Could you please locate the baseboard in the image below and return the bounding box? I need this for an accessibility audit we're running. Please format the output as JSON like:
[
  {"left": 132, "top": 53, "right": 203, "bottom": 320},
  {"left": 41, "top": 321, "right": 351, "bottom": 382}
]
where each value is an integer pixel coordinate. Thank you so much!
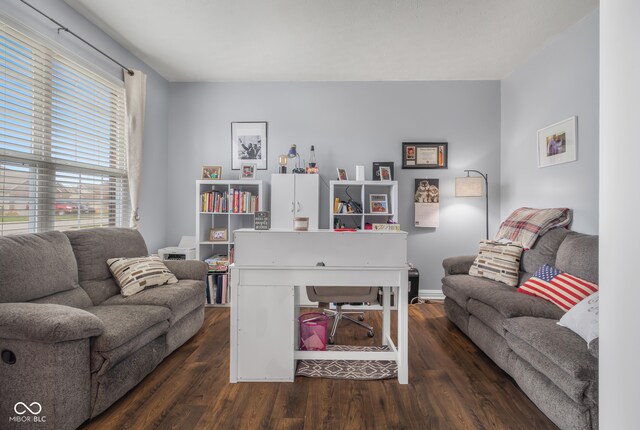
[{"left": 418, "top": 289, "right": 445, "bottom": 301}]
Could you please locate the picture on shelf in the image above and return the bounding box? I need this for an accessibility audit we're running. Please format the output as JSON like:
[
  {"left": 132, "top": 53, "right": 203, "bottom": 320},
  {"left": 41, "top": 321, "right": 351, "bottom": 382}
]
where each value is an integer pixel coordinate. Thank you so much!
[
  {"left": 240, "top": 163, "right": 256, "bottom": 180},
  {"left": 231, "top": 122, "right": 268, "bottom": 170},
  {"left": 209, "top": 227, "right": 228, "bottom": 242},
  {"left": 202, "top": 166, "right": 222, "bottom": 179},
  {"left": 414, "top": 179, "right": 439, "bottom": 203},
  {"left": 379, "top": 166, "right": 392, "bottom": 181},
  {"left": 373, "top": 162, "right": 394, "bottom": 181},
  {"left": 369, "top": 194, "right": 388, "bottom": 214},
  {"left": 337, "top": 168, "right": 348, "bottom": 181}
]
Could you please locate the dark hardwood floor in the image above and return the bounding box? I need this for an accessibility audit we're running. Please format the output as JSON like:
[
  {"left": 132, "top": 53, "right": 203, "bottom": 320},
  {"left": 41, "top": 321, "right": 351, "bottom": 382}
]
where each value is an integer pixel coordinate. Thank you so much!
[{"left": 81, "top": 303, "right": 558, "bottom": 430}]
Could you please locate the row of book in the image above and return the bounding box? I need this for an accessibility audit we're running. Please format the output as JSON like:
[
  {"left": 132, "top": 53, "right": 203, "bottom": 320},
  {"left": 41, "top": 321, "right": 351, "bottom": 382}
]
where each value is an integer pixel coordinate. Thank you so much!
[
  {"left": 200, "top": 189, "right": 259, "bottom": 213},
  {"left": 205, "top": 273, "right": 229, "bottom": 305}
]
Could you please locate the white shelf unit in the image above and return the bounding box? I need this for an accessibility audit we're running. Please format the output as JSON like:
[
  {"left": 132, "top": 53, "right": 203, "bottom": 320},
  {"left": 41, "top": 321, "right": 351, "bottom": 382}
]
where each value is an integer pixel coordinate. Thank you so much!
[
  {"left": 329, "top": 180, "right": 398, "bottom": 230},
  {"left": 196, "top": 180, "right": 263, "bottom": 307}
]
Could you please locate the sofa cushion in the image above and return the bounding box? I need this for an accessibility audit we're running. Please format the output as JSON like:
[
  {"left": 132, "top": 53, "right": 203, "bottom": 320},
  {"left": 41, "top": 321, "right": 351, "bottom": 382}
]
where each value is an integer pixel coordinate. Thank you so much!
[
  {"left": 467, "top": 299, "right": 508, "bottom": 336},
  {"left": 100, "top": 280, "right": 204, "bottom": 325},
  {"left": 468, "top": 240, "right": 523, "bottom": 287},
  {"left": 504, "top": 316, "right": 598, "bottom": 381},
  {"left": 520, "top": 227, "right": 571, "bottom": 274},
  {"left": 555, "top": 233, "right": 599, "bottom": 284},
  {"left": 518, "top": 265, "right": 598, "bottom": 312},
  {"left": 86, "top": 305, "right": 170, "bottom": 373},
  {"left": 65, "top": 228, "right": 148, "bottom": 304},
  {"left": 0, "top": 231, "right": 79, "bottom": 303},
  {"left": 442, "top": 274, "right": 511, "bottom": 311},
  {"left": 107, "top": 256, "right": 178, "bottom": 297}
]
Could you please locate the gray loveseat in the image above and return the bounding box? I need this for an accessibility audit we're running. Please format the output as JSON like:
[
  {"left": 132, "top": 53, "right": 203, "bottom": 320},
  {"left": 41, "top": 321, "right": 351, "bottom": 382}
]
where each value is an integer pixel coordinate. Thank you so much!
[
  {"left": 0, "top": 228, "right": 208, "bottom": 429},
  {"left": 442, "top": 228, "right": 598, "bottom": 430}
]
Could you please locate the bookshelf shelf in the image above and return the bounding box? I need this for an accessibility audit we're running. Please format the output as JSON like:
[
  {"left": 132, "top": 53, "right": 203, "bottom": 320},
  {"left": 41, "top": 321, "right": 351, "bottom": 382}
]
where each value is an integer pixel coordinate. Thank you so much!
[
  {"left": 196, "top": 179, "right": 264, "bottom": 307},
  {"left": 329, "top": 180, "right": 398, "bottom": 230}
]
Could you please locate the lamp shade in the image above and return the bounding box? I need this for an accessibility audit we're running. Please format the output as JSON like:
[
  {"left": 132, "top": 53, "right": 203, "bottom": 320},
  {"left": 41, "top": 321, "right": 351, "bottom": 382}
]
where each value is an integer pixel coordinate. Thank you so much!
[
  {"left": 288, "top": 144, "right": 298, "bottom": 158},
  {"left": 455, "top": 176, "right": 484, "bottom": 197}
]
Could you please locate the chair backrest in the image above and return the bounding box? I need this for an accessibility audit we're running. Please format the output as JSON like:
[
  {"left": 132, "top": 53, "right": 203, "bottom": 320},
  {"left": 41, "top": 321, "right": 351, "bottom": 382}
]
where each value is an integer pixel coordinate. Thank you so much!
[
  {"left": 0, "top": 231, "right": 92, "bottom": 308},
  {"left": 65, "top": 228, "right": 148, "bottom": 305},
  {"left": 306, "top": 286, "right": 379, "bottom": 304}
]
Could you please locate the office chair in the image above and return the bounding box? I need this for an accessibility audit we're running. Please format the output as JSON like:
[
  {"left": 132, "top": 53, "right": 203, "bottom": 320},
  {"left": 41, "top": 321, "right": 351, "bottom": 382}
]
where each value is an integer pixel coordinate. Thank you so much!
[{"left": 305, "top": 286, "right": 379, "bottom": 344}]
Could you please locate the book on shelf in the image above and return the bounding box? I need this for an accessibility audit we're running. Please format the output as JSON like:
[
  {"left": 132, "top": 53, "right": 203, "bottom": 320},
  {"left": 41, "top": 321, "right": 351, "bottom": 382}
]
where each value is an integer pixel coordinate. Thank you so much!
[
  {"left": 204, "top": 254, "right": 229, "bottom": 272},
  {"left": 200, "top": 191, "right": 228, "bottom": 212},
  {"left": 205, "top": 272, "right": 230, "bottom": 305}
]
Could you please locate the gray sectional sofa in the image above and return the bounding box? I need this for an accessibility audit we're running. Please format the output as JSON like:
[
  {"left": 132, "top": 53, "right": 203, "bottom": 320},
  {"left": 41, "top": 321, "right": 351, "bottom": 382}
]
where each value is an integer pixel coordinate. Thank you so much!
[
  {"left": 442, "top": 228, "right": 598, "bottom": 430},
  {"left": 0, "top": 228, "right": 208, "bottom": 430}
]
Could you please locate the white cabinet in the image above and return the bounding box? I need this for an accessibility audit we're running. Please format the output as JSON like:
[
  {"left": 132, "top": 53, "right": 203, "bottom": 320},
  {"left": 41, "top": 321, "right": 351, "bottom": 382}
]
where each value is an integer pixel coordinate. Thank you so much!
[{"left": 271, "top": 174, "right": 319, "bottom": 230}]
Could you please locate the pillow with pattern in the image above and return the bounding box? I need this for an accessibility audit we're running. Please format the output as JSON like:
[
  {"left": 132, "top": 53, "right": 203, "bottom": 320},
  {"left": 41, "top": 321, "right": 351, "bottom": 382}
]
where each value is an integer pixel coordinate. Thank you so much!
[
  {"left": 107, "top": 255, "right": 178, "bottom": 297},
  {"left": 518, "top": 264, "right": 598, "bottom": 311},
  {"left": 468, "top": 240, "right": 524, "bottom": 287}
]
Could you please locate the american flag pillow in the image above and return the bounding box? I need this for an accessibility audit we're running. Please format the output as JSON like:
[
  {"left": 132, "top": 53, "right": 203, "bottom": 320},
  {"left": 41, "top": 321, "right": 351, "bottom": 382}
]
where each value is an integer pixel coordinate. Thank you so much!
[{"left": 518, "top": 264, "right": 598, "bottom": 311}]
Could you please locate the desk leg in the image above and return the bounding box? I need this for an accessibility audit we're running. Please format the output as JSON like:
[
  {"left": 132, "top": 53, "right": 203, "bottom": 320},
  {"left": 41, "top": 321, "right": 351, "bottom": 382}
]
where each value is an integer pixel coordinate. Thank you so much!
[
  {"left": 382, "top": 286, "right": 390, "bottom": 346},
  {"left": 230, "top": 267, "right": 239, "bottom": 383},
  {"left": 398, "top": 270, "right": 409, "bottom": 384}
]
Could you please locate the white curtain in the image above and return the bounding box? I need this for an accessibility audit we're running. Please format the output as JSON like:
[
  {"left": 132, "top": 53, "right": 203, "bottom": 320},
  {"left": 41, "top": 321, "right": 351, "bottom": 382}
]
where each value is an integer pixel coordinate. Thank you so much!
[{"left": 124, "top": 70, "right": 147, "bottom": 229}]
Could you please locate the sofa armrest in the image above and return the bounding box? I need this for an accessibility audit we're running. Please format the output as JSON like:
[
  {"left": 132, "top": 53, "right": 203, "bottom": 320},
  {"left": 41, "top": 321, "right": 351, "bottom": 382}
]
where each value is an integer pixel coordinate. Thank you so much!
[
  {"left": 163, "top": 260, "right": 209, "bottom": 281},
  {"left": 442, "top": 255, "right": 477, "bottom": 275},
  {"left": 0, "top": 303, "right": 104, "bottom": 343}
]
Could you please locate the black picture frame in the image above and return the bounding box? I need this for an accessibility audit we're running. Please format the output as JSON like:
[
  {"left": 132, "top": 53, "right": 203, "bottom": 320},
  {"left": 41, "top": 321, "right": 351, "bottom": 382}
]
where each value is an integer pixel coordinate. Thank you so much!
[
  {"left": 402, "top": 142, "right": 448, "bottom": 169},
  {"left": 372, "top": 162, "right": 395, "bottom": 181},
  {"left": 231, "top": 122, "right": 268, "bottom": 170}
]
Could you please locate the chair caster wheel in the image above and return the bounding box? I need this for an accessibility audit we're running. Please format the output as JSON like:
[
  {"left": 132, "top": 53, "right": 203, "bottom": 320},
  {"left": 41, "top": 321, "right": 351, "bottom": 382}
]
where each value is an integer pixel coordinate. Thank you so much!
[
  {"left": 358, "top": 315, "right": 365, "bottom": 321},
  {"left": 367, "top": 330, "right": 374, "bottom": 338},
  {"left": 328, "top": 336, "right": 335, "bottom": 344}
]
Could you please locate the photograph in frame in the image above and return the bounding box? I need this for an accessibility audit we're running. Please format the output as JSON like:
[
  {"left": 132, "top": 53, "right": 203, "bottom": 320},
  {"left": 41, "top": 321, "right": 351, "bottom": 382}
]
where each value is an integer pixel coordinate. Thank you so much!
[
  {"left": 231, "top": 122, "right": 267, "bottom": 170},
  {"left": 537, "top": 116, "right": 577, "bottom": 168}
]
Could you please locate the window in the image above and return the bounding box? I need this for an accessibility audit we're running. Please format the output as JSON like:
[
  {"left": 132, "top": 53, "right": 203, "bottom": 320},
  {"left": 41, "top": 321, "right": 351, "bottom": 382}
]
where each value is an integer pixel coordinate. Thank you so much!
[{"left": 0, "top": 20, "right": 129, "bottom": 236}]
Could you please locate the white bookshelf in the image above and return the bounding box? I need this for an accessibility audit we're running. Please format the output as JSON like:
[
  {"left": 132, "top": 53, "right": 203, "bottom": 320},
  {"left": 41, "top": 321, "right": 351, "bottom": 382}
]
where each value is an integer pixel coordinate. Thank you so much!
[
  {"left": 329, "top": 180, "right": 398, "bottom": 230},
  {"left": 195, "top": 180, "right": 263, "bottom": 307}
]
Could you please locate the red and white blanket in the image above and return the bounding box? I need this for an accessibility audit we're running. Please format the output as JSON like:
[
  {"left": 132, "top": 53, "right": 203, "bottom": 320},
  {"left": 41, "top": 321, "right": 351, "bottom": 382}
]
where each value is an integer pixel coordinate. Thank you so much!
[{"left": 496, "top": 207, "right": 572, "bottom": 249}]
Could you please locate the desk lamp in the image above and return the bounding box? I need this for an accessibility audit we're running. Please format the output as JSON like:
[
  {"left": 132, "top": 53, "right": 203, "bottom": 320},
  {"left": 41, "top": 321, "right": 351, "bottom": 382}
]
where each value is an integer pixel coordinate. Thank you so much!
[{"left": 288, "top": 144, "right": 306, "bottom": 174}]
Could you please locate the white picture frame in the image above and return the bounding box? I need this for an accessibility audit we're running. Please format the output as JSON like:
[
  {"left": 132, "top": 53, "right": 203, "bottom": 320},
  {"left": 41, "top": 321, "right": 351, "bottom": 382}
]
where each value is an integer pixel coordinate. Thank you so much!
[
  {"left": 537, "top": 116, "right": 577, "bottom": 168},
  {"left": 336, "top": 168, "right": 348, "bottom": 181},
  {"left": 231, "top": 122, "right": 267, "bottom": 170},
  {"left": 379, "top": 166, "right": 391, "bottom": 181},
  {"left": 369, "top": 194, "right": 388, "bottom": 214},
  {"left": 240, "top": 163, "right": 256, "bottom": 180}
]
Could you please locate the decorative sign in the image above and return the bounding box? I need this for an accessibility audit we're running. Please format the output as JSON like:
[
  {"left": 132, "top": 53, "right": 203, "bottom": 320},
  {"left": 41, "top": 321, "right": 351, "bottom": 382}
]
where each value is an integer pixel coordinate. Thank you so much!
[{"left": 254, "top": 211, "right": 270, "bottom": 230}]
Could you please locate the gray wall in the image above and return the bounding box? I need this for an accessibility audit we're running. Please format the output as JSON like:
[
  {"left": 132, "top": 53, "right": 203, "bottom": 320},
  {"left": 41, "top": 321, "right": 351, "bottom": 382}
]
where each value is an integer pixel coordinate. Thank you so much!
[
  {"left": 0, "top": 0, "right": 170, "bottom": 251},
  {"left": 500, "top": 11, "right": 599, "bottom": 234},
  {"left": 167, "top": 81, "right": 501, "bottom": 294}
]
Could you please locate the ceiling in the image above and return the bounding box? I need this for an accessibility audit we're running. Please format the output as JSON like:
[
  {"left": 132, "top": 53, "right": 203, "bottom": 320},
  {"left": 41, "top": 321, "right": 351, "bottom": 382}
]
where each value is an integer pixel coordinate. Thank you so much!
[{"left": 63, "top": 0, "right": 598, "bottom": 82}]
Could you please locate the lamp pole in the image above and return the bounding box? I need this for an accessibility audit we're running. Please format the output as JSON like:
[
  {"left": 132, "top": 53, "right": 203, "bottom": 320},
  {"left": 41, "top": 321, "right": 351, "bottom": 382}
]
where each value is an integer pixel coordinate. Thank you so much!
[{"left": 464, "top": 169, "right": 489, "bottom": 240}]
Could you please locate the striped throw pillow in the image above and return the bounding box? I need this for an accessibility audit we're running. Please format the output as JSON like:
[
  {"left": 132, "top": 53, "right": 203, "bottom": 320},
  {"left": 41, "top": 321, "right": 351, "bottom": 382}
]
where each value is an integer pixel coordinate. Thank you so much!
[
  {"left": 108, "top": 256, "right": 178, "bottom": 297},
  {"left": 518, "top": 264, "right": 598, "bottom": 311},
  {"left": 468, "top": 240, "right": 524, "bottom": 287}
]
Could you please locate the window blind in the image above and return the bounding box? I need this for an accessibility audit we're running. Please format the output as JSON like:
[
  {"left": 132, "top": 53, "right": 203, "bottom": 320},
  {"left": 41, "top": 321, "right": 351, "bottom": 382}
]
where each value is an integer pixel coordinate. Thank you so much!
[{"left": 0, "top": 20, "right": 130, "bottom": 236}]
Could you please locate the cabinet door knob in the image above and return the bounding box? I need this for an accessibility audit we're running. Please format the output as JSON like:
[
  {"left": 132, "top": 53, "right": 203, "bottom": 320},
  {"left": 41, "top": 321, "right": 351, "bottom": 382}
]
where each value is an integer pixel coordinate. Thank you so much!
[{"left": 296, "top": 202, "right": 301, "bottom": 212}]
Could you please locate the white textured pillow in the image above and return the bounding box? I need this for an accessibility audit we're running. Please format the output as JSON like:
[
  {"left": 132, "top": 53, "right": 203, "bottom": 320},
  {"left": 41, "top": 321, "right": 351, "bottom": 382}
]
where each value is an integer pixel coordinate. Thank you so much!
[
  {"left": 107, "top": 256, "right": 178, "bottom": 297},
  {"left": 557, "top": 292, "right": 599, "bottom": 343},
  {"left": 468, "top": 240, "right": 523, "bottom": 287}
]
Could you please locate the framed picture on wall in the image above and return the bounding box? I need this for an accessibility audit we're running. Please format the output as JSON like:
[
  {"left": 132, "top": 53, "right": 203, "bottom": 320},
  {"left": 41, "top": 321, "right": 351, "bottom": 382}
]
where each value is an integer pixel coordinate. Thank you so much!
[
  {"left": 537, "top": 116, "right": 577, "bottom": 168},
  {"left": 231, "top": 122, "right": 267, "bottom": 170},
  {"left": 402, "top": 142, "right": 448, "bottom": 169}
]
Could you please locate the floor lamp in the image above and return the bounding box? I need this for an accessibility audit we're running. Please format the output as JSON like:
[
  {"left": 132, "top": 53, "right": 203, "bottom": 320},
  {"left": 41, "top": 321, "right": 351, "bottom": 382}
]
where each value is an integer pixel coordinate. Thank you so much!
[{"left": 455, "top": 170, "right": 489, "bottom": 240}]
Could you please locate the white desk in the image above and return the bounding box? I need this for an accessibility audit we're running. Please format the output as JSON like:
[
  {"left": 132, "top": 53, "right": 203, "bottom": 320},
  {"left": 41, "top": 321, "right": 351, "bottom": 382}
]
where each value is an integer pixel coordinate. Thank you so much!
[{"left": 230, "top": 229, "right": 409, "bottom": 384}]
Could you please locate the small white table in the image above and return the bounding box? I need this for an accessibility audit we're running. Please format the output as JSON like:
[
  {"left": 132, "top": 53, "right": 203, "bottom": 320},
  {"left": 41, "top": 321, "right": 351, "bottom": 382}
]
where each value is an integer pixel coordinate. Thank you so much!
[{"left": 229, "top": 229, "right": 409, "bottom": 384}]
